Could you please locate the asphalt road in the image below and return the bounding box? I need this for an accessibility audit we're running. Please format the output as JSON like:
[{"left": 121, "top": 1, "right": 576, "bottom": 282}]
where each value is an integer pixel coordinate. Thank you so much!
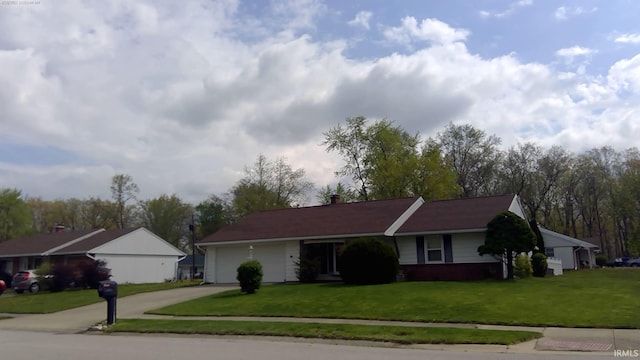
[{"left": 0, "top": 330, "right": 616, "bottom": 360}]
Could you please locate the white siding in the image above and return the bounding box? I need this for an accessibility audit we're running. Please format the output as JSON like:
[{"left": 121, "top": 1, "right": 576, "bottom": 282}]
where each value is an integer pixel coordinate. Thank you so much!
[
  {"left": 452, "top": 232, "right": 495, "bottom": 263},
  {"left": 211, "top": 243, "right": 287, "bottom": 284},
  {"left": 253, "top": 244, "right": 285, "bottom": 282},
  {"left": 396, "top": 236, "right": 417, "bottom": 265},
  {"left": 285, "top": 240, "right": 300, "bottom": 282},
  {"left": 91, "top": 228, "right": 183, "bottom": 256},
  {"left": 554, "top": 247, "right": 576, "bottom": 269},
  {"left": 508, "top": 196, "right": 527, "bottom": 220},
  {"left": 216, "top": 246, "right": 249, "bottom": 283},
  {"left": 204, "top": 246, "right": 216, "bottom": 283},
  {"left": 96, "top": 254, "right": 179, "bottom": 283}
]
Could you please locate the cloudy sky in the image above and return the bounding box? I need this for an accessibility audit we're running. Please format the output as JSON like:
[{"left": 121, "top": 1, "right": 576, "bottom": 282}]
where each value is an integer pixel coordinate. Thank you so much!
[{"left": 1, "top": 0, "right": 639, "bottom": 205}]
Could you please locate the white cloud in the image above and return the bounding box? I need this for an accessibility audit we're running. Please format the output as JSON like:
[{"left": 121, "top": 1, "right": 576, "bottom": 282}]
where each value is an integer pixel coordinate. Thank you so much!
[
  {"left": 479, "top": 0, "right": 532, "bottom": 19},
  {"left": 554, "top": 6, "right": 597, "bottom": 20},
  {"left": 348, "top": 11, "right": 372, "bottom": 30},
  {"left": 0, "top": 1, "right": 638, "bottom": 205},
  {"left": 383, "top": 17, "right": 470, "bottom": 46},
  {"left": 614, "top": 33, "right": 640, "bottom": 44},
  {"left": 555, "top": 46, "right": 597, "bottom": 58}
]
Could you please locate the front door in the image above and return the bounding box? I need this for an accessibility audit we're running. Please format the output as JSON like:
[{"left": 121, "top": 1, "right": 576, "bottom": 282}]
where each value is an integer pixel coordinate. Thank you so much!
[{"left": 305, "top": 242, "right": 343, "bottom": 275}]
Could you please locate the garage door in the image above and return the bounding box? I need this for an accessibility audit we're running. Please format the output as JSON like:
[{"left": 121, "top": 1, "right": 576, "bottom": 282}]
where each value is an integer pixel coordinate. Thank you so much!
[{"left": 216, "top": 244, "right": 285, "bottom": 283}]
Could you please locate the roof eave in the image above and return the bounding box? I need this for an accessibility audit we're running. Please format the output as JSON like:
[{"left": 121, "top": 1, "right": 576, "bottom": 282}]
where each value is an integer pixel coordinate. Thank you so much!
[
  {"left": 394, "top": 228, "right": 487, "bottom": 237},
  {"left": 198, "top": 232, "right": 389, "bottom": 246}
]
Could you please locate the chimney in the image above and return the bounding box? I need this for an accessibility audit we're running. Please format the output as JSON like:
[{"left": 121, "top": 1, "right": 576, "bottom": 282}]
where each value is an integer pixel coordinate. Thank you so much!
[{"left": 330, "top": 194, "right": 340, "bottom": 205}]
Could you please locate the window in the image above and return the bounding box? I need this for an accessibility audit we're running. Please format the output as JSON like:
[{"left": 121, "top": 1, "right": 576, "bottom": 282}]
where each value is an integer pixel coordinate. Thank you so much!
[
  {"left": 426, "top": 237, "right": 443, "bottom": 262},
  {"left": 545, "top": 247, "right": 555, "bottom": 258}
]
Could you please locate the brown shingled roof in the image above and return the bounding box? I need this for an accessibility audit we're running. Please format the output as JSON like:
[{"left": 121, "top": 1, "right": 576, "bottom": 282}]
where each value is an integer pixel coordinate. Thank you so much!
[
  {"left": 198, "top": 197, "right": 422, "bottom": 244},
  {"left": 0, "top": 229, "right": 100, "bottom": 257},
  {"left": 51, "top": 228, "right": 138, "bottom": 255},
  {"left": 396, "top": 194, "right": 516, "bottom": 234}
]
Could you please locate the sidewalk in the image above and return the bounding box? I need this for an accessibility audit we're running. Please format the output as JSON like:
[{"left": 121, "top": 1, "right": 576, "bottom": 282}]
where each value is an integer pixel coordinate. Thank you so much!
[
  {"left": 0, "top": 285, "right": 235, "bottom": 333},
  {"left": 2, "top": 285, "right": 639, "bottom": 354}
]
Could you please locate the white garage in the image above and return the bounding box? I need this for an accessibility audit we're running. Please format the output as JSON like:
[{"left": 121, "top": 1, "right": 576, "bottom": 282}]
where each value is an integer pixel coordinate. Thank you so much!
[{"left": 202, "top": 241, "right": 299, "bottom": 284}]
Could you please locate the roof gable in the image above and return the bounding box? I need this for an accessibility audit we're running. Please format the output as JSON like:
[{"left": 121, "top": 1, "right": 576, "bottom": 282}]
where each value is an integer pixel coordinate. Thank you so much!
[
  {"left": 396, "top": 194, "right": 518, "bottom": 234},
  {"left": 198, "top": 197, "right": 423, "bottom": 244},
  {"left": 86, "top": 228, "right": 185, "bottom": 256}
]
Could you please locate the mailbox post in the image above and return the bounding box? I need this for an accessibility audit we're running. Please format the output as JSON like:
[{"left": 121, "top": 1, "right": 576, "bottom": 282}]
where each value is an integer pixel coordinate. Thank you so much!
[{"left": 98, "top": 280, "right": 118, "bottom": 325}]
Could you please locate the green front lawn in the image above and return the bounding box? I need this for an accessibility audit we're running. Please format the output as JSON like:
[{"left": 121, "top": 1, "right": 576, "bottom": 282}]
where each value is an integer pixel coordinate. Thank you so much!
[
  {"left": 150, "top": 269, "right": 640, "bottom": 328},
  {"left": 0, "top": 280, "right": 200, "bottom": 314},
  {"left": 108, "top": 319, "right": 541, "bottom": 345}
]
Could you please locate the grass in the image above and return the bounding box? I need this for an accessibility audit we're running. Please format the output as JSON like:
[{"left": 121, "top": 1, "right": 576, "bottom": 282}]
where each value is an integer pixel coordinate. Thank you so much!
[
  {"left": 0, "top": 280, "right": 200, "bottom": 314},
  {"left": 107, "top": 319, "right": 541, "bottom": 345},
  {"left": 149, "top": 269, "right": 640, "bottom": 328}
]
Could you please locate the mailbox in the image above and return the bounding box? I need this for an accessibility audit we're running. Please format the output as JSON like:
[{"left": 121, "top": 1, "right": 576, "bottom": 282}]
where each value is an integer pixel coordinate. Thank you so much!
[
  {"left": 98, "top": 280, "right": 118, "bottom": 325},
  {"left": 98, "top": 280, "right": 118, "bottom": 298}
]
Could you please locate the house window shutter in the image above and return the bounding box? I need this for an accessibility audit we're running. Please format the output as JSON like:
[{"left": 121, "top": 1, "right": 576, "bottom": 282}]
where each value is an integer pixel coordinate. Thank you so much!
[
  {"left": 443, "top": 234, "right": 453, "bottom": 263},
  {"left": 416, "top": 236, "right": 425, "bottom": 264}
]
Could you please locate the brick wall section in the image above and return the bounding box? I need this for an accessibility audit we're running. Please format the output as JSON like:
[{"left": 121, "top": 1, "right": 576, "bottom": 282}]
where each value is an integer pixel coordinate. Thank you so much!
[{"left": 401, "top": 263, "right": 503, "bottom": 281}]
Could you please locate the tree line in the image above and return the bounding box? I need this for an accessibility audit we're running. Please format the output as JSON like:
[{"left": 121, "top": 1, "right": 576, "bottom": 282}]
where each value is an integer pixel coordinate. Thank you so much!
[{"left": 1, "top": 118, "right": 639, "bottom": 258}]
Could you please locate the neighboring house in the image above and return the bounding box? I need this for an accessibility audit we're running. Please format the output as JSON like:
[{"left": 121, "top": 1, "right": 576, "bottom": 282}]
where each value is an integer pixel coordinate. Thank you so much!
[
  {"left": 177, "top": 255, "right": 205, "bottom": 280},
  {"left": 197, "top": 194, "right": 529, "bottom": 283},
  {"left": 0, "top": 227, "right": 185, "bottom": 283},
  {"left": 540, "top": 227, "right": 598, "bottom": 270}
]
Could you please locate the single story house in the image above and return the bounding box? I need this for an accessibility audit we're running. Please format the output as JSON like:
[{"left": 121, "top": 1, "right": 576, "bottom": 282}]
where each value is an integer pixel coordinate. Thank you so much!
[
  {"left": 177, "top": 254, "right": 205, "bottom": 280},
  {"left": 0, "top": 227, "right": 185, "bottom": 283},
  {"left": 197, "top": 194, "right": 536, "bottom": 283},
  {"left": 541, "top": 227, "right": 598, "bottom": 270}
]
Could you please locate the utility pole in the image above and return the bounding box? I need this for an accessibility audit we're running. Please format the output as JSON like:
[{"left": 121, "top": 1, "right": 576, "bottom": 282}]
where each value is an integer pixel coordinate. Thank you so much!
[{"left": 189, "top": 213, "right": 196, "bottom": 280}]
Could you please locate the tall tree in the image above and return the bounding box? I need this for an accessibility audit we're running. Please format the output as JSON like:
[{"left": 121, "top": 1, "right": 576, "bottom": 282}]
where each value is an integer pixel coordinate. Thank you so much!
[
  {"left": 322, "top": 116, "right": 370, "bottom": 200},
  {"left": 363, "top": 120, "right": 421, "bottom": 199},
  {"left": 195, "top": 194, "right": 234, "bottom": 238},
  {"left": 79, "top": 197, "right": 116, "bottom": 229},
  {"left": 433, "top": 123, "right": 502, "bottom": 197},
  {"left": 110, "top": 174, "right": 139, "bottom": 229},
  {"left": 231, "top": 155, "right": 313, "bottom": 217},
  {"left": 497, "top": 143, "right": 570, "bottom": 223},
  {"left": 411, "top": 143, "right": 460, "bottom": 200},
  {"left": 0, "top": 188, "right": 32, "bottom": 242},
  {"left": 316, "top": 182, "right": 357, "bottom": 204},
  {"left": 323, "top": 117, "right": 459, "bottom": 201},
  {"left": 138, "top": 194, "right": 192, "bottom": 250}
]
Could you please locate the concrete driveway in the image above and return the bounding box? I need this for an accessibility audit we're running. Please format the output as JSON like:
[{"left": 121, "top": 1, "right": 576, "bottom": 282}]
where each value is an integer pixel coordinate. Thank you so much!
[{"left": 0, "top": 285, "right": 235, "bottom": 333}]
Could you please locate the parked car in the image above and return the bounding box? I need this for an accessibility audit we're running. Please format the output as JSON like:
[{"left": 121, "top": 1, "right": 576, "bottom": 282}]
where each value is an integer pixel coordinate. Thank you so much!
[
  {"left": 0, "top": 279, "right": 6, "bottom": 296},
  {"left": 12, "top": 270, "right": 44, "bottom": 294},
  {"left": 606, "top": 257, "right": 631, "bottom": 267},
  {"left": 627, "top": 258, "right": 640, "bottom": 267}
]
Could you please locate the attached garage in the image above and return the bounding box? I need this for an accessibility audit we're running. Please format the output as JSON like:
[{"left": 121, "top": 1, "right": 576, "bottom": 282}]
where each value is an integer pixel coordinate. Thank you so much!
[{"left": 203, "top": 241, "right": 298, "bottom": 284}]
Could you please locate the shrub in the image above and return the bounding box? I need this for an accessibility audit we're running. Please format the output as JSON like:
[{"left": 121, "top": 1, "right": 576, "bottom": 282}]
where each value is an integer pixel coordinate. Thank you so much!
[
  {"left": 0, "top": 271, "right": 12, "bottom": 288},
  {"left": 35, "top": 263, "right": 54, "bottom": 291},
  {"left": 76, "top": 260, "right": 111, "bottom": 289},
  {"left": 50, "top": 264, "right": 77, "bottom": 292},
  {"left": 595, "top": 255, "right": 607, "bottom": 268},
  {"left": 514, "top": 254, "right": 532, "bottom": 278},
  {"left": 295, "top": 257, "right": 320, "bottom": 283},
  {"left": 338, "top": 238, "right": 399, "bottom": 285},
  {"left": 531, "top": 253, "right": 548, "bottom": 277},
  {"left": 237, "top": 260, "right": 263, "bottom": 294}
]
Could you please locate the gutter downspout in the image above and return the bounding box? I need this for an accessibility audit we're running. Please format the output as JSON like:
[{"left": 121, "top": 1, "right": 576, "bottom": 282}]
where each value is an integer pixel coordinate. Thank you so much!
[
  {"left": 175, "top": 255, "right": 187, "bottom": 282},
  {"left": 573, "top": 247, "right": 581, "bottom": 270}
]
